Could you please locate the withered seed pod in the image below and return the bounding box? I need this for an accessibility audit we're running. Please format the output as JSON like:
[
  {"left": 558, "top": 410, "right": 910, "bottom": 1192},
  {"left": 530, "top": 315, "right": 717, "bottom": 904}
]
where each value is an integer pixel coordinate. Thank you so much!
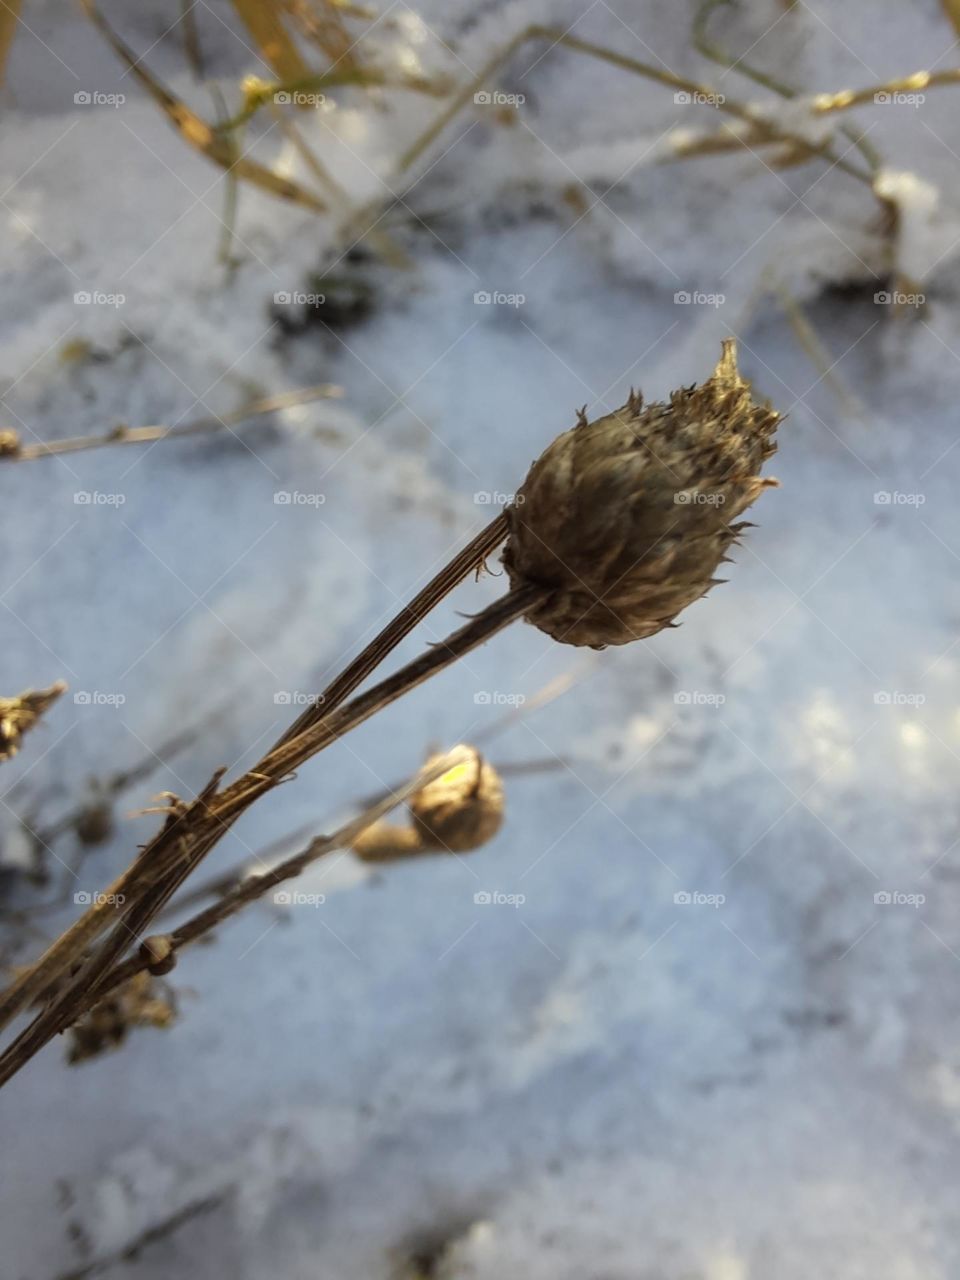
[
  {"left": 352, "top": 746, "right": 505, "bottom": 862},
  {"left": 0, "top": 429, "right": 20, "bottom": 458},
  {"left": 410, "top": 748, "right": 504, "bottom": 853},
  {"left": 502, "top": 340, "right": 780, "bottom": 649}
]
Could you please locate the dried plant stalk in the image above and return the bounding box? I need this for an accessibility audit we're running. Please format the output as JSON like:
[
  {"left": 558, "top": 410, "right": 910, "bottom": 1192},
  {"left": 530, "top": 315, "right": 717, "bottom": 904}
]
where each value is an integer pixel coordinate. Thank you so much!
[
  {"left": 97, "top": 746, "right": 490, "bottom": 998},
  {"left": 282, "top": 0, "right": 363, "bottom": 71},
  {"left": 0, "top": 0, "right": 20, "bottom": 88},
  {"left": 942, "top": 0, "right": 960, "bottom": 38},
  {"left": 692, "top": 0, "right": 881, "bottom": 173},
  {"left": 230, "top": 0, "right": 311, "bottom": 84},
  {"left": 0, "top": 591, "right": 542, "bottom": 1085},
  {"left": 80, "top": 0, "right": 331, "bottom": 212},
  {"left": 396, "top": 24, "right": 875, "bottom": 188},
  {"left": 0, "top": 514, "right": 509, "bottom": 1037},
  {"left": 811, "top": 68, "right": 960, "bottom": 113},
  {"left": 0, "top": 384, "right": 343, "bottom": 463},
  {"left": 0, "top": 342, "right": 782, "bottom": 1089}
]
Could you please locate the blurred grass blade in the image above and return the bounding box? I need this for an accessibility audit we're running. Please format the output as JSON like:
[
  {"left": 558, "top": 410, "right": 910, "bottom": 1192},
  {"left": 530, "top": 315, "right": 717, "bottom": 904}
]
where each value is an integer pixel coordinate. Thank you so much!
[
  {"left": 0, "top": 0, "right": 21, "bottom": 88},
  {"left": 942, "top": 0, "right": 960, "bottom": 36},
  {"left": 230, "top": 0, "right": 310, "bottom": 83},
  {"left": 80, "top": 0, "right": 328, "bottom": 213}
]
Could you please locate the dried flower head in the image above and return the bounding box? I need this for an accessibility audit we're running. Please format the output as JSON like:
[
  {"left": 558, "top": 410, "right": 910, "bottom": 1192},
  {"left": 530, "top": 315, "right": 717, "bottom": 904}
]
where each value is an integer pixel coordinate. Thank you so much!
[
  {"left": 502, "top": 340, "right": 780, "bottom": 648},
  {"left": 0, "top": 429, "right": 20, "bottom": 458},
  {"left": 0, "top": 681, "right": 68, "bottom": 762}
]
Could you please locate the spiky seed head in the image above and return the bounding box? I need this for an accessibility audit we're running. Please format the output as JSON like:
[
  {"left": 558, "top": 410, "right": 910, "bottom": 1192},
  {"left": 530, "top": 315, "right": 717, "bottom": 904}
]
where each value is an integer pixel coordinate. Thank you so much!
[
  {"left": 410, "top": 746, "right": 504, "bottom": 853},
  {"left": 0, "top": 681, "right": 68, "bottom": 762},
  {"left": 502, "top": 340, "right": 780, "bottom": 649}
]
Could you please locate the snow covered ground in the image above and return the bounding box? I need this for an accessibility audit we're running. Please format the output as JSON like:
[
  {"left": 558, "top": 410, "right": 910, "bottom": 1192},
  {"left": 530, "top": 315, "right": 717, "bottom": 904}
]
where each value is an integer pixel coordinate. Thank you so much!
[{"left": 3, "top": 1, "right": 960, "bottom": 1276}]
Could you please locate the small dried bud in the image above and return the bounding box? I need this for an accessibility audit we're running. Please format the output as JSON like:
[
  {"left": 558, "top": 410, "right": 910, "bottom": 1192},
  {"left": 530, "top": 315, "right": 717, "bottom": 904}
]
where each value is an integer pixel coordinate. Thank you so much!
[
  {"left": 503, "top": 340, "right": 780, "bottom": 648},
  {"left": 75, "top": 799, "right": 114, "bottom": 846},
  {"left": 0, "top": 681, "right": 68, "bottom": 762},
  {"left": 410, "top": 747, "right": 504, "bottom": 853},
  {"left": 67, "top": 972, "right": 175, "bottom": 1064},
  {"left": 0, "top": 428, "right": 20, "bottom": 458},
  {"left": 139, "top": 934, "right": 176, "bottom": 975}
]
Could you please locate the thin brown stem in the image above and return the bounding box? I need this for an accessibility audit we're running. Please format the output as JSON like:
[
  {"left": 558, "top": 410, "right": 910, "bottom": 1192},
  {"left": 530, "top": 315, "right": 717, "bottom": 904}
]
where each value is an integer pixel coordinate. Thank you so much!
[
  {"left": 0, "top": 514, "right": 509, "bottom": 1035},
  {"left": 0, "top": 585, "right": 543, "bottom": 1088},
  {"left": 96, "top": 747, "right": 482, "bottom": 995},
  {"left": 691, "top": 0, "right": 882, "bottom": 172},
  {"left": 393, "top": 23, "right": 875, "bottom": 190},
  {"left": 811, "top": 68, "right": 960, "bottom": 114},
  {"left": 274, "top": 511, "right": 509, "bottom": 749},
  {"left": 1, "top": 384, "right": 344, "bottom": 463}
]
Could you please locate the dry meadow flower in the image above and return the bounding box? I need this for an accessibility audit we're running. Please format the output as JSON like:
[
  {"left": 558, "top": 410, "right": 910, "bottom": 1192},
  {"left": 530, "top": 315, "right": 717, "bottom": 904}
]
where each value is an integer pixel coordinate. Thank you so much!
[{"left": 503, "top": 340, "right": 780, "bottom": 648}]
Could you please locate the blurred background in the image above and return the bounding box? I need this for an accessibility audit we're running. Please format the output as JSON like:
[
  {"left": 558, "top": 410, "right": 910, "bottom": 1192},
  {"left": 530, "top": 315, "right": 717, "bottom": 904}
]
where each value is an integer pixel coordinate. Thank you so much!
[{"left": 3, "top": 1, "right": 960, "bottom": 1276}]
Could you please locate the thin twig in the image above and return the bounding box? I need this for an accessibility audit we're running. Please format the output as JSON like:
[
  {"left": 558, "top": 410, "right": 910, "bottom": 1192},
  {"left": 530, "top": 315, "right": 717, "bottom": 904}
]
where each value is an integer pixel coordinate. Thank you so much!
[
  {"left": 0, "top": 514, "right": 509, "bottom": 1035},
  {"left": 274, "top": 512, "right": 509, "bottom": 749},
  {"left": 811, "top": 68, "right": 960, "bottom": 114},
  {"left": 1, "top": 384, "right": 343, "bottom": 463},
  {"left": 99, "top": 746, "right": 491, "bottom": 995},
  {"left": 0, "top": 586, "right": 544, "bottom": 1086},
  {"left": 692, "top": 0, "right": 882, "bottom": 172},
  {"left": 393, "top": 24, "right": 875, "bottom": 189}
]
